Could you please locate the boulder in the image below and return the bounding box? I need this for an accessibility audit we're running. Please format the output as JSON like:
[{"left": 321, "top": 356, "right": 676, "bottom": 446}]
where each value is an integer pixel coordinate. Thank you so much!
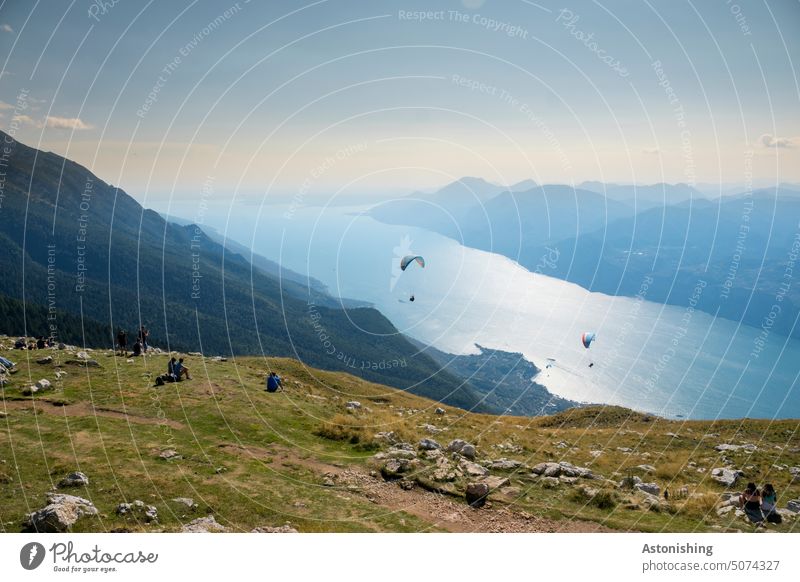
[
  {"left": 786, "top": 499, "right": 800, "bottom": 514},
  {"left": 434, "top": 407, "right": 446, "bottom": 415},
  {"left": 618, "top": 475, "right": 642, "bottom": 489},
  {"left": 381, "top": 458, "right": 415, "bottom": 480},
  {"left": 461, "top": 444, "right": 477, "bottom": 460},
  {"left": 420, "top": 424, "right": 441, "bottom": 435},
  {"left": 386, "top": 447, "right": 417, "bottom": 460},
  {"left": 76, "top": 351, "right": 89, "bottom": 360},
  {"left": 465, "top": 482, "right": 490, "bottom": 507},
  {"left": 21, "top": 385, "right": 38, "bottom": 396},
  {"left": 26, "top": 493, "right": 98, "bottom": 532},
  {"left": 482, "top": 475, "right": 511, "bottom": 490},
  {"left": 540, "top": 476, "right": 561, "bottom": 488},
  {"left": 432, "top": 457, "right": 457, "bottom": 482},
  {"left": 58, "top": 343, "right": 66, "bottom": 350},
  {"left": 345, "top": 401, "right": 361, "bottom": 410},
  {"left": 171, "top": 497, "right": 197, "bottom": 510},
  {"left": 116, "top": 500, "right": 158, "bottom": 522},
  {"left": 489, "top": 458, "right": 523, "bottom": 471},
  {"left": 710, "top": 467, "right": 743, "bottom": 488},
  {"left": 636, "top": 465, "right": 656, "bottom": 474},
  {"left": 251, "top": 524, "right": 298, "bottom": 533},
  {"left": 789, "top": 467, "right": 800, "bottom": 484},
  {"left": 635, "top": 482, "right": 661, "bottom": 496},
  {"left": 35, "top": 379, "right": 52, "bottom": 391},
  {"left": 182, "top": 515, "right": 229, "bottom": 533},
  {"left": 532, "top": 462, "right": 560, "bottom": 476},
  {"left": 714, "top": 443, "right": 757, "bottom": 452},
  {"left": 418, "top": 438, "right": 441, "bottom": 451},
  {"left": 447, "top": 439, "right": 477, "bottom": 459},
  {"left": 374, "top": 431, "right": 398, "bottom": 445},
  {"left": 58, "top": 471, "right": 89, "bottom": 488},
  {"left": 37, "top": 356, "right": 53, "bottom": 365},
  {"left": 459, "top": 459, "right": 489, "bottom": 477}
]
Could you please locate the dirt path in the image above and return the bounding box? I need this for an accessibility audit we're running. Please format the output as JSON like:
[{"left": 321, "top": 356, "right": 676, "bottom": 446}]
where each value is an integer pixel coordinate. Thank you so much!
[
  {"left": 220, "top": 442, "right": 615, "bottom": 533},
  {"left": 1, "top": 399, "right": 185, "bottom": 430}
]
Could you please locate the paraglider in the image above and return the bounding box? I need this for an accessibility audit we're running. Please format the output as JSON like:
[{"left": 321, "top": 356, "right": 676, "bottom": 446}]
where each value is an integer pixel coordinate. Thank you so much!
[
  {"left": 400, "top": 255, "right": 425, "bottom": 271},
  {"left": 581, "top": 332, "right": 596, "bottom": 368},
  {"left": 399, "top": 255, "right": 425, "bottom": 302}
]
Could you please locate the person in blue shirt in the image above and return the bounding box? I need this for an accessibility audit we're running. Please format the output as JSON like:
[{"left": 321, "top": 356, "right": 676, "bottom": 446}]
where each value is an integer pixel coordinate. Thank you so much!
[
  {"left": 173, "top": 357, "right": 191, "bottom": 381},
  {"left": 266, "top": 372, "right": 282, "bottom": 393}
]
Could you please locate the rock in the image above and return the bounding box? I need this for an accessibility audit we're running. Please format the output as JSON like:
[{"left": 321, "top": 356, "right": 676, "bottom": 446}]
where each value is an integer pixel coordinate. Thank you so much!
[
  {"left": 489, "top": 458, "right": 523, "bottom": 470},
  {"left": 555, "top": 441, "right": 569, "bottom": 449},
  {"left": 55, "top": 371, "right": 67, "bottom": 379},
  {"left": 418, "top": 438, "right": 441, "bottom": 451},
  {"left": 423, "top": 449, "right": 443, "bottom": 460},
  {"left": 714, "top": 443, "right": 757, "bottom": 452},
  {"left": 465, "top": 482, "right": 490, "bottom": 507},
  {"left": 345, "top": 401, "right": 361, "bottom": 410},
  {"left": 35, "top": 379, "right": 52, "bottom": 391},
  {"left": 251, "top": 524, "right": 298, "bottom": 533},
  {"left": 482, "top": 475, "right": 510, "bottom": 490},
  {"left": 420, "top": 424, "right": 441, "bottom": 435},
  {"left": 21, "top": 385, "right": 38, "bottom": 395},
  {"left": 589, "top": 450, "right": 603, "bottom": 458},
  {"left": 37, "top": 356, "right": 53, "bottom": 365},
  {"left": 116, "top": 500, "right": 158, "bottom": 522},
  {"left": 459, "top": 459, "right": 488, "bottom": 477},
  {"left": 58, "top": 342, "right": 66, "bottom": 350},
  {"left": 717, "top": 505, "right": 736, "bottom": 517},
  {"left": 560, "top": 476, "right": 578, "bottom": 484},
  {"left": 386, "top": 447, "right": 417, "bottom": 460},
  {"left": 432, "top": 457, "right": 457, "bottom": 482},
  {"left": 374, "top": 431, "right": 398, "bottom": 445},
  {"left": 76, "top": 351, "right": 89, "bottom": 360},
  {"left": 636, "top": 465, "right": 656, "bottom": 474},
  {"left": 171, "top": 497, "right": 197, "bottom": 510},
  {"left": 158, "top": 449, "right": 181, "bottom": 461},
  {"left": 540, "top": 476, "right": 560, "bottom": 488},
  {"left": 58, "top": 471, "right": 89, "bottom": 488},
  {"left": 447, "top": 439, "right": 477, "bottom": 460},
  {"left": 461, "top": 444, "right": 477, "bottom": 460},
  {"left": 618, "top": 475, "right": 643, "bottom": 489},
  {"left": 126, "top": 359, "right": 134, "bottom": 363},
  {"left": 381, "top": 458, "right": 415, "bottom": 479},
  {"left": 786, "top": 499, "right": 800, "bottom": 513},
  {"left": 711, "top": 467, "right": 744, "bottom": 488},
  {"left": 26, "top": 493, "right": 98, "bottom": 532},
  {"left": 635, "top": 482, "right": 661, "bottom": 496},
  {"left": 532, "top": 462, "right": 560, "bottom": 477},
  {"left": 789, "top": 467, "right": 800, "bottom": 483},
  {"left": 322, "top": 476, "right": 336, "bottom": 487},
  {"left": 617, "top": 447, "right": 632, "bottom": 453},
  {"left": 182, "top": 515, "right": 229, "bottom": 533},
  {"left": 434, "top": 407, "right": 446, "bottom": 415}
]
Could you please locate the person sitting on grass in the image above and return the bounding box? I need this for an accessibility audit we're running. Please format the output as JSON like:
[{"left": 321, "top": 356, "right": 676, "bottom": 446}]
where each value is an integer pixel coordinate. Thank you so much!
[
  {"left": 131, "top": 340, "right": 142, "bottom": 357},
  {"left": 739, "top": 482, "right": 765, "bottom": 526},
  {"left": 36, "top": 336, "right": 46, "bottom": 350},
  {"left": 761, "top": 483, "right": 782, "bottom": 524},
  {"left": 265, "top": 371, "right": 282, "bottom": 393},
  {"left": 0, "top": 356, "right": 16, "bottom": 371},
  {"left": 173, "top": 357, "right": 191, "bottom": 380},
  {"left": 167, "top": 357, "right": 177, "bottom": 381}
]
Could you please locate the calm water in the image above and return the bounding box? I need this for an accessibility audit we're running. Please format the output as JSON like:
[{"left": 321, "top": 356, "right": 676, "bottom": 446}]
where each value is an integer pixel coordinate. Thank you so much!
[{"left": 198, "top": 201, "right": 800, "bottom": 420}]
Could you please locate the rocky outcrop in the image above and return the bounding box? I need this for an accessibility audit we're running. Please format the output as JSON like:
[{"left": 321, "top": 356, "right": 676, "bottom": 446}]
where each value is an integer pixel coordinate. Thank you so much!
[
  {"left": 447, "top": 439, "right": 477, "bottom": 460},
  {"left": 418, "top": 438, "right": 441, "bottom": 451},
  {"left": 465, "top": 482, "right": 489, "bottom": 507},
  {"left": 26, "top": 493, "right": 98, "bottom": 532},
  {"left": 251, "top": 524, "right": 298, "bottom": 533},
  {"left": 532, "top": 462, "right": 595, "bottom": 479}
]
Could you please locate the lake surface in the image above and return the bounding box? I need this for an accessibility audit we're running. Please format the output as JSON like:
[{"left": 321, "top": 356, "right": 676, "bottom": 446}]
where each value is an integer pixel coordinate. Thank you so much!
[{"left": 193, "top": 200, "right": 800, "bottom": 420}]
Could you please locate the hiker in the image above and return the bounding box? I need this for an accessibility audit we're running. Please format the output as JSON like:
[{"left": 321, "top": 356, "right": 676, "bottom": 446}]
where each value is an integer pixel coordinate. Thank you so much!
[
  {"left": 173, "top": 357, "right": 191, "bottom": 380},
  {"left": 36, "top": 336, "right": 46, "bottom": 350},
  {"left": 117, "top": 329, "right": 127, "bottom": 355},
  {"left": 132, "top": 340, "right": 142, "bottom": 357},
  {"left": 761, "top": 484, "right": 782, "bottom": 524},
  {"left": 739, "top": 482, "right": 765, "bottom": 525},
  {"left": 167, "top": 357, "right": 177, "bottom": 381},
  {"left": 138, "top": 326, "right": 149, "bottom": 353},
  {"left": 265, "top": 371, "right": 282, "bottom": 393},
  {"left": 14, "top": 337, "right": 26, "bottom": 350},
  {"left": 0, "top": 356, "right": 16, "bottom": 370}
]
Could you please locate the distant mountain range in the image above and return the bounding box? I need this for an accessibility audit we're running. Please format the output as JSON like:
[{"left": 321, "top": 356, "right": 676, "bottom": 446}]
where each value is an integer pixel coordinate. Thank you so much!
[{"left": 369, "top": 178, "right": 800, "bottom": 339}]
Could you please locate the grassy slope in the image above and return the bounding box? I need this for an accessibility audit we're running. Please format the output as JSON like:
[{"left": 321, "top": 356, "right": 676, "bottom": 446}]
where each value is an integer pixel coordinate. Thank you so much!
[{"left": 2, "top": 338, "right": 799, "bottom": 533}]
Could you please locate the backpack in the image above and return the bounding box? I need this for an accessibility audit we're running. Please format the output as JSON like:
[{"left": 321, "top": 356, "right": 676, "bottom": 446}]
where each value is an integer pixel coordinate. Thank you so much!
[{"left": 155, "top": 376, "right": 165, "bottom": 386}]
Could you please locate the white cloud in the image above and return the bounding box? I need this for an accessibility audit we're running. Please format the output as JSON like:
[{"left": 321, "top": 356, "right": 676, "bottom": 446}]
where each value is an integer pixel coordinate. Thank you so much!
[
  {"left": 0, "top": 100, "right": 13, "bottom": 110},
  {"left": 44, "top": 116, "right": 93, "bottom": 130},
  {"left": 642, "top": 147, "right": 661, "bottom": 155},
  {"left": 11, "top": 114, "right": 36, "bottom": 126},
  {"left": 758, "top": 134, "right": 795, "bottom": 148},
  {"left": 0, "top": 24, "right": 13, "bottom": 33}
]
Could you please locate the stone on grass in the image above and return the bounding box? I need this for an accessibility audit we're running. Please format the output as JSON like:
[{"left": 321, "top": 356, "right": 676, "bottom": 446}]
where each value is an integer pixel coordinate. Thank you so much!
[
  {"left": 116, "top": 500, "right": 158, "bottom": 522},
  {"left": 182, "top": 515, "right": 229, "bottom": 533},
  {"left": 171, "top": 497, "right": 197, "bottom": 510},
  {"left": 26, "top": 493, "right": 98, "bottom": 532},
  {"left": 158, "top": 449, "right": 181, "bottom": 461},
  {"left": 465, "top": 482, "right": 490, "bottom": 507},
  {"left": 37, "top": 356, "right": 53, "bottom": 365},
  {"left": 635, "top": 482, "right": 661, "bottom": 496},
  {"left": 35, "top": 379, "right": 52, "bottom": 391},
  {"left": 58, "top": 471, "right": 89, "bottom": 488},
  {"left": 251, "top": 524, "right": 298, "bottom": 533},
  {"left": 710, "top": 467, "right": 743, "bottom": 488},
  {"left": 434, "top": 407, "right": 445, "bottom": 415},
  {"left": 418, "top": 438, "right": 440, "bottom": 451}
]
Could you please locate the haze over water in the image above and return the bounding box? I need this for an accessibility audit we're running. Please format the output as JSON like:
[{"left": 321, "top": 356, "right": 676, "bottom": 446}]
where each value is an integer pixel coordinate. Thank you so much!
[{"left": 205, "top": 201, "right": 800, "bottom": 420}]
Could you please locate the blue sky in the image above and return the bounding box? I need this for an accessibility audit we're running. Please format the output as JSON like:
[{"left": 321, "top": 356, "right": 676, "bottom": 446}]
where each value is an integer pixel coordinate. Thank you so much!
[{"left": 1, "top": 0, "right": 798, "bottom": 202}]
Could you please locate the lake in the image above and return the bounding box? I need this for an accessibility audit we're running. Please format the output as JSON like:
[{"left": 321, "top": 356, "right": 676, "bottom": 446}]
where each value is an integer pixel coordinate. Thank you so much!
[{"left": 191, "top": 200, "right": 800, "bottom": 420}]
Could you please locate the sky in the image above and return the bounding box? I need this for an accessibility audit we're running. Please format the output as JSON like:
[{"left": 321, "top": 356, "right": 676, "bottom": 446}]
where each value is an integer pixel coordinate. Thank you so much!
[{"left": 1, "top": 0, "right": 799, "bottom": 204}]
